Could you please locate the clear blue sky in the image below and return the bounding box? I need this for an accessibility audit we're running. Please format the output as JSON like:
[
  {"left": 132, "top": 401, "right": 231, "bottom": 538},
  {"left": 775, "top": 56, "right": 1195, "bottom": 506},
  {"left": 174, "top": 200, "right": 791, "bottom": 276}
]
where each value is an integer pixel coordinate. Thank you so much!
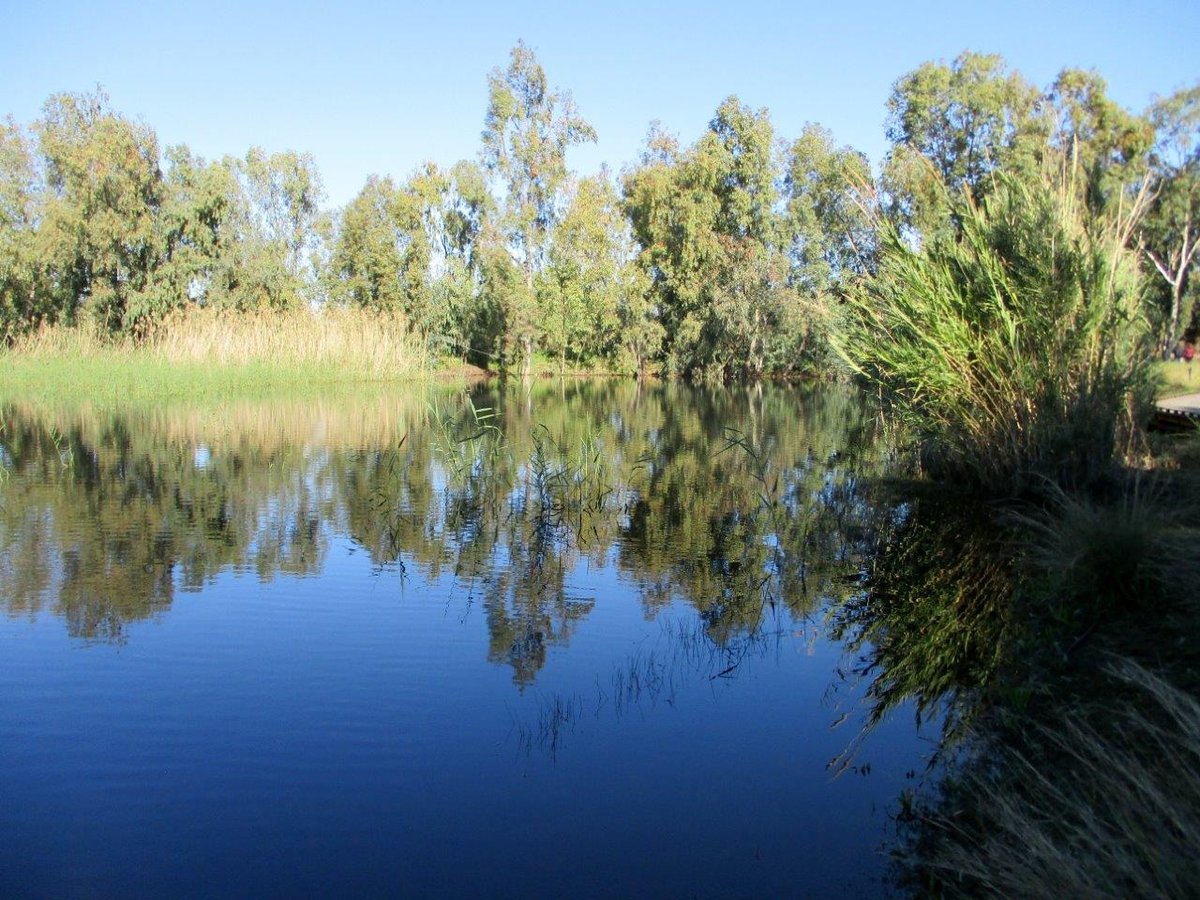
[{"left": 2, "top": 0, "right": 1196, "bottom": 207}]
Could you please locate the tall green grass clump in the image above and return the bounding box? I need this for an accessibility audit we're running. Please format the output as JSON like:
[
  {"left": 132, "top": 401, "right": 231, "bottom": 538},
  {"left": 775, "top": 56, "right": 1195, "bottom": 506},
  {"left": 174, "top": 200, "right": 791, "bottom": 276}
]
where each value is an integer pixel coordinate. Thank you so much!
[{"left": 838, "top": 170, "right": 1154, "bottom": 494}]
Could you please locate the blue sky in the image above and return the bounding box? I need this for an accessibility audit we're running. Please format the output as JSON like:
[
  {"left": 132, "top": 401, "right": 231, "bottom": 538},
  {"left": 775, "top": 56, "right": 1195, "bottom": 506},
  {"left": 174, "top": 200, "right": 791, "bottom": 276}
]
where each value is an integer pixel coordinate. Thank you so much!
[{"left": 2, "top": 0, "right": 1197, "bottom": 207}]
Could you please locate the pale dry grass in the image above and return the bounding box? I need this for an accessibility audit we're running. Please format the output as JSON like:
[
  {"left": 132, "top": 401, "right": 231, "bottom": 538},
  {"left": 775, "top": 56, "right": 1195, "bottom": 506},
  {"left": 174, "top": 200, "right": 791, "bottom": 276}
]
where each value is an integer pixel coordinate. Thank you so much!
[
  {"left": 146, "top": 306, "right": 431, "bottom": 377},
  {"left": 7, "top": 306, "right": 432, "bottom": 379},
  {"left": 924, "top": 660, "right": 1200, "bottom": 899},
  {"left": 10, "top": 317, "right": 122, "bottom": 358}
]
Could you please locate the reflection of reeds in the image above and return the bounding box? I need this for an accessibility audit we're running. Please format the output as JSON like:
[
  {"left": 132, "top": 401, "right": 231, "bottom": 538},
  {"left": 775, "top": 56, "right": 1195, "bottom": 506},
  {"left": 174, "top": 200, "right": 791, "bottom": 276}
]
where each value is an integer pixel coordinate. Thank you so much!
[
  {"left": 511, "top": 692, "right": 583, "bottom": 760},
  {"left": 831, "top": 492, "right": 1016, "bottom": 739},
  {"left": 1, "top": 392, "right": 440, "bottom": 454},
  {"left": 507, "top": 614, "right": 791, "bottom": 759}
]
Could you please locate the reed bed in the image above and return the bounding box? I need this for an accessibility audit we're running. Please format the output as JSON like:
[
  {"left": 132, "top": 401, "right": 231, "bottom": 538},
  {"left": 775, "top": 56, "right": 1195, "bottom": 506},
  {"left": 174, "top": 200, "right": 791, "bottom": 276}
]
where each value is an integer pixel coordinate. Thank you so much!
[
  {"left": 1, "top": 306, "right": 437, "bottom": 404},
  {"left": 146, "top": 306, "right": 432, "bottom": 376},
  {"left": 837, "top": 169, "right": 1154, "bottom": 495}
]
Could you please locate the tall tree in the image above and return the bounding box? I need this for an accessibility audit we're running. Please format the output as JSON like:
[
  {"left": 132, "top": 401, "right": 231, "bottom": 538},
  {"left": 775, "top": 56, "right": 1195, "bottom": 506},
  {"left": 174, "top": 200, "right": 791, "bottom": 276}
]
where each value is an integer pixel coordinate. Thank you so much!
[
  {"left": 329, "top": 175, "right": 410, "bottom": 312},
  {"left": 625, "top": 99, "right": 811, "bottom": 378},
  {"left": 541, "top": 172, "right": 628, "bottom": 372},
  {"left": 437, "top": 160, "right": 493, "bottom": 362},
  {"left": 34, "top": 89, "right": 164, "bottom": 333},
  {"left": 882, "top": 52, "right": 1043, "bottom": 233},
  {"left": 1044, "top": 69, "right": 1153, "bottom": 213},
  {"left": 1141, "top": 84, "right": 1200, "bottom": 350},
  {"left": 785, "top": 123, "right": 876, "bottom": 288},
  {"left": 0, "top": 118, "right": 49, "bottom": 338},
  {"left": 238, "top": 147, "right": 324, "bottom": 309},
  {"left": 481, "top": 41, "right": 596, "bottom": 375},
  {"left": 155, "top": 145, "right": 241, "bottom": 317}
]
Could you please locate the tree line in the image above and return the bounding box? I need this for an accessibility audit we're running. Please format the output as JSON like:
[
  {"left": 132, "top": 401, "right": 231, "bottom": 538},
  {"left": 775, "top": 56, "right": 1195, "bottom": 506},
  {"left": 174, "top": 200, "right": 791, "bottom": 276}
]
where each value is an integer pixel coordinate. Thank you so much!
[{"left": 0, "top": 44, "right": 1196, "bottom": 378}]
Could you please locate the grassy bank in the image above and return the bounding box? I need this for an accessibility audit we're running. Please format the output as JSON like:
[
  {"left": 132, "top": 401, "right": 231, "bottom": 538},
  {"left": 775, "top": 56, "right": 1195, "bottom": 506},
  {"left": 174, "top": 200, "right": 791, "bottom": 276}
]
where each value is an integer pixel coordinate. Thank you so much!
[
  {"left": 831, "top": 165, "right": 1200, "bottom": 896},
  {"left": 1155, "top": 358, "right": 1200, "bottom": 398},
  {"left": 891, "top": 472, "right": 1200, "bottom": 897},
  {"left": 0, "top": 307, "right": 443, "bottom": 405}
]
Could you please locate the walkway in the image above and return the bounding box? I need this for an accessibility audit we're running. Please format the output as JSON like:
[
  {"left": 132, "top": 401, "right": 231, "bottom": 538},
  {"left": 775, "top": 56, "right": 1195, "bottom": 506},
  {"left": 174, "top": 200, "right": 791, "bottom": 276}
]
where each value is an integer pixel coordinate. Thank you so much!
[{"left": 1157, "top": 393, "right": 1200, "bottom": 417}]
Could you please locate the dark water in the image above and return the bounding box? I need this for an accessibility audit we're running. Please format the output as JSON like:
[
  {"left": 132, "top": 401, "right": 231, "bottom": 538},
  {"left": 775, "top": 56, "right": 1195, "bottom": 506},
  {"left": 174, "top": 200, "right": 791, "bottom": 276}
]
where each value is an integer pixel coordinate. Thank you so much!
[{"left": 0, "top": 381, "right": 930, "bottom": 898}]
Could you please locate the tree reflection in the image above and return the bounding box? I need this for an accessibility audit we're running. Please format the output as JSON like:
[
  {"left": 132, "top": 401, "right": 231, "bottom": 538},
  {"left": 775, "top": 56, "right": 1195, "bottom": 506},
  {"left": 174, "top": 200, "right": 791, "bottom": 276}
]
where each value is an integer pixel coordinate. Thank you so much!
[
  {"left": 0, "top": 382, "right": 885, "bottom": 683},
  {"left": 830, "top": 489, "right": 1019, "bottom": 741}
]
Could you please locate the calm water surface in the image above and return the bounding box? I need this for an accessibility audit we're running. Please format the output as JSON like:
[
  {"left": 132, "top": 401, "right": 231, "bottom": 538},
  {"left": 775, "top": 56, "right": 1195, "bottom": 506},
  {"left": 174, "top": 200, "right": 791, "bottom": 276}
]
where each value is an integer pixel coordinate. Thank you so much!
[{"left": 0, "top": 381, "right": 929, "bottom": 898}]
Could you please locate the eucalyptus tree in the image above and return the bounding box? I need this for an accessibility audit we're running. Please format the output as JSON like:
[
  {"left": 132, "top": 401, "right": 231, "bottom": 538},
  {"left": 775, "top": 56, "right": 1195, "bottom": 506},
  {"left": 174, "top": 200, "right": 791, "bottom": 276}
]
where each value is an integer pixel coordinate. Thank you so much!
[
  {"left": 540, "top": 172, "right": 630, "bottom": 371},
  {"left": 785, "top": 123, "right": 876, "bottom": 288},
  {"left": 0, "top": 118, "right": 48, "bottom": 338},
  {"left": 33, "top": 89, "right": 164, "bottom": 333},
  {"left": 1141, "top": 85, "right": 1200, "bottom": 348},
  {"left": 436, "top": 159, "right": 493, "bottom": 362},
  {"left": 326, "top": 169, "right": 439, "bottom": 331},
  {"left": 155, "top": 145, "right": 242, "bottom": 316},
  {"left": 236, "top": 147, "right": 324, "bottom": 309},
  {"left": 624, "top": 98, "right": 807, "bottom": 379},
  {"left": 328, "top": 175, "right": 409, "bottom": 312},
  {"left": 1044, "top": 69, "right": 1153, "bottom": 213},
  {"left": 882, "top": 52, "right": 1044, "bottom": 234},
  {"left": 481, "top": 41, "right": 596, "bottom": 375}
]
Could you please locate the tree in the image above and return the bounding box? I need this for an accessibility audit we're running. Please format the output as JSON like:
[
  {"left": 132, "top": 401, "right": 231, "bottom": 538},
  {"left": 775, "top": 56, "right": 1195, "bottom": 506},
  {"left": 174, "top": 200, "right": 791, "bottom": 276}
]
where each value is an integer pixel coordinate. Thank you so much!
[
  {"left": 0, "top": 118, "right": 50, "bottom": 338},
  {"left": 436, "top": 160, "right": 493, "bottom": 362},
  {"left": 481, "top": 41, "right": 596, "bottom": 375},
  {"left": 624, "top": 99, "right": 812, "bottom": 379},
  {"left": 785, "top": 123, "right": 876, "bottom": 287},
  {"left": 1044, "top": 69, "right": 1153, "bottom": 214},
  {"left": 1141, "top": 85, "right": 1200, "bottom": 350},
  {"left": 883, "top": 52, "right": 1043, "bottom": 234},
  {"left": 541, "top": 173, "right": 628, "bottom": 372},
  {"left": 237, "top": 147, "right": 324, "bottom": 309},
  {"left": 155, "top": 145, "right": 241, "bottom": 317},
  {"left": 329, "top": 175, "right": 408, "bottom": 312},
  {"left": 34, "top": 89, "right": 164, "bottom": 333}
]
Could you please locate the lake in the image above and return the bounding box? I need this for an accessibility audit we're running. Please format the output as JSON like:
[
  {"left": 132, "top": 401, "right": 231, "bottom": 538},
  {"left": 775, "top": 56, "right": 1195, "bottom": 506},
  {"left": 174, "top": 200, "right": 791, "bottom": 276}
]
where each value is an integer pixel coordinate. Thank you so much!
[{"left": 0, "top": 381, "right": 932, "bottom": 898}]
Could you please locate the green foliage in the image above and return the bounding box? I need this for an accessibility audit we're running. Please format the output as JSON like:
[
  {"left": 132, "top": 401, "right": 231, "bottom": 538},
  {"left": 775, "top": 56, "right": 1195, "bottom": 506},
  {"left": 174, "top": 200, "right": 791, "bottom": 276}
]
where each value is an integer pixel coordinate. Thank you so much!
[
  {"left": 327, "top": 170, "right": 436, "bottom": 331},
  {"left": 623, "top": 100, "right": 845, "bottom": 379},
  {"left": 0, "top": 118, "right": 51, "bottom": 339},
  {"left": 838, "top": 167, "right": 1154, "bottom": 494},
  {"left": 482, "top": 41, "right": 596, "bottom": 375},
  {"left": 35, "top": 89, "right": 165, "bottom": 333},
  {"left": 1141, "top": 84, "right": 1200, "bottom": 350},
  {"left": 1045, "top": 69, "right": 1153, "bottom": 214},
  {"left": 785, "top": 123, "right": 876, "bottom": 285},
  {"left": 883, "top": 52, "right": 1044, "bottom": 233},
  {"left": 0, "top": 51, "right": 1185, "bottom": 384}
]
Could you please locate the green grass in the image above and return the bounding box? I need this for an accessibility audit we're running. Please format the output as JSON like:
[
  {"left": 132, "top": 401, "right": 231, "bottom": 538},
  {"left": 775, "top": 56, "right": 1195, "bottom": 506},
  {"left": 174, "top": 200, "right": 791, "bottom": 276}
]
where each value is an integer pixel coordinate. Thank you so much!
[
  {"left": 0, "top": 352, "right": 398, "bottom": 406},
  {"left": 1154, "top": 358, "right": 1200, "bottom": 399}
]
